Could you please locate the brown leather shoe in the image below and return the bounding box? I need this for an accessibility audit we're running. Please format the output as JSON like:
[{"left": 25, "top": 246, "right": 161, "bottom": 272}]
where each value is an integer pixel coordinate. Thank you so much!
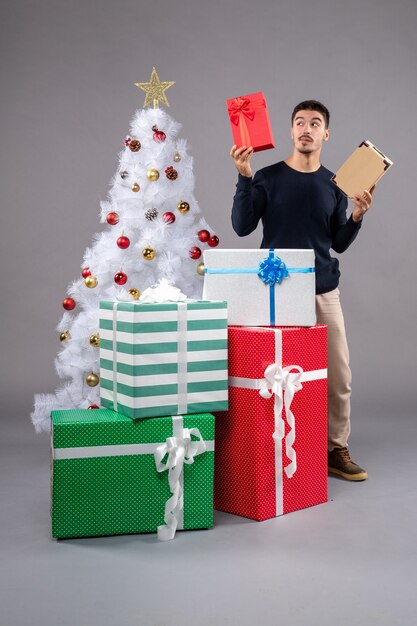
[{"left": 328, "top": 447, "right": 368, "bottom": 481}]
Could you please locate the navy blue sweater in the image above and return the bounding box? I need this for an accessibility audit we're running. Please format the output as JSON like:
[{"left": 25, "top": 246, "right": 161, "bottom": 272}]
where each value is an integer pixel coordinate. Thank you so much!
[{"left": 231, "top": 161, "right": 362, "bottom": 294}]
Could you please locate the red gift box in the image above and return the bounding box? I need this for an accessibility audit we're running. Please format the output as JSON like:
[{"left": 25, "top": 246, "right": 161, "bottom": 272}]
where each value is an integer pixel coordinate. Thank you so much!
[
  {"left": 214, "top": 325, "right": 327, "bottom": 521},
  {"left": 226, "top": 91, "right": 275, "bottom": 152}
]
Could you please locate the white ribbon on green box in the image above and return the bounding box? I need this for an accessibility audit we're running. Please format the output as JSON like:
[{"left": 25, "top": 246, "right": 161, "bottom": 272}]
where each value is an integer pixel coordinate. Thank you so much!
[
  {"left": 228, "top": 328, "right": 327, "bottom": 517},
  {"left": 53, "top": 415, "right": 214, "bottom": 541},
  {"left": 154, "top": 415, "right": 207, "bottom": 541}
]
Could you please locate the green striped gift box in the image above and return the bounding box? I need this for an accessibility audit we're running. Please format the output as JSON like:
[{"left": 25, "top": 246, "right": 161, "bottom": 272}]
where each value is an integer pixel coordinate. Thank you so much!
[
  {"left": 51, "top": 409, "right": 215, "bottom": 539},
  {"left": 99, "top": 300, "right": 228, "bottom": 419}
]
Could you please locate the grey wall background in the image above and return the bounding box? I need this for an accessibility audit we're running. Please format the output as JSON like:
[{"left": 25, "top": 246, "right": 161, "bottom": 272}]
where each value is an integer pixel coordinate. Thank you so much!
[{"left": 1, "top": 0, "right": 416, "bottom": 425}]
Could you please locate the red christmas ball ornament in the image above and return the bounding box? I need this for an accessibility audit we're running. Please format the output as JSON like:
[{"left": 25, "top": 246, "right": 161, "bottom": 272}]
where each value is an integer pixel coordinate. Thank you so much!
[
  {"left": 106, "top": 212, "right": 119, "bottom": 225},
  {"left": 189, "top": 246, "right": 202, "bottom": 260},
  {"left": 162, "top": 211, "right": 175, "bottom": 224},
  {"left": 152, "top": 125, "right": 166, "bottom": 142},
  {"left": 198, "top": 229, "right": 210, "bottom": 243},
  {"left": 117, "top": 236, "right": 130, "bottom": 249},
  {"left": 81, "top": 267, "right": 91, "bottom": 278},
  {"left": 88, "top": 404, "right": 100, "bottom": 409},
  {"left": 62, "top": 297, "right": 76, "bottom": 311},
  {"left": 114, "top": 271, "right": 127, "bottom": 285},
  {"left": 208, "top": 235, "right": 220, "bottom": 247}
]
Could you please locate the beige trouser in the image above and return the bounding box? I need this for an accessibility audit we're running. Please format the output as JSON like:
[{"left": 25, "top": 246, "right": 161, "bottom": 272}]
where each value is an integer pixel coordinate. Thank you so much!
[{"left": 315, "top": 288, "right": 351, "bottom": 450}]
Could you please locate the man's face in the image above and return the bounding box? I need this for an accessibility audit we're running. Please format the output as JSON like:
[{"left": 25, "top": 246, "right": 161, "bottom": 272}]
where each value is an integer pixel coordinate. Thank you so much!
[{"left": 291, "top": 110, "right": 329, "bottom": 154}]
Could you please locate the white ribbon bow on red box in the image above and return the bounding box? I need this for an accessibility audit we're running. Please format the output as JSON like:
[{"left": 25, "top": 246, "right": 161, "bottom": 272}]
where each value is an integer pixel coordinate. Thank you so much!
[{"left": 259, "top": 363, "right": 304, "bottom": 479}]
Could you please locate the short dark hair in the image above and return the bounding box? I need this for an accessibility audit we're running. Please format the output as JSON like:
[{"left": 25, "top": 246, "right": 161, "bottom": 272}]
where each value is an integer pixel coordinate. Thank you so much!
[{"left": 291, "top": 100, "right": 330, "bottom": 128}]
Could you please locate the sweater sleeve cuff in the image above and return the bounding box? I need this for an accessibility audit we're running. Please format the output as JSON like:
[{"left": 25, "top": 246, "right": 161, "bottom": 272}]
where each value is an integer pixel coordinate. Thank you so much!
[
  {"left": 237, "top": 173, "right": 253, "bottom": 187},
  {"left": 348, "top": 214, "right": 362, "bottom": 229}
]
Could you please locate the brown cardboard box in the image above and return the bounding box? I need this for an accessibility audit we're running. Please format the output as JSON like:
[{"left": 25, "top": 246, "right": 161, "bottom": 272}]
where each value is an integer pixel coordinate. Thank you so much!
[{"left": 332, "top": 140, "right": 393, "bottom": 198}]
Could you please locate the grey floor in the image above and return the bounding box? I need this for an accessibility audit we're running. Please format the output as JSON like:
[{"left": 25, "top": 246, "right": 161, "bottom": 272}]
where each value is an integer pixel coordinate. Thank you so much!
[{"left": 1, "top": 407, "right": 416, "bottom": 626}]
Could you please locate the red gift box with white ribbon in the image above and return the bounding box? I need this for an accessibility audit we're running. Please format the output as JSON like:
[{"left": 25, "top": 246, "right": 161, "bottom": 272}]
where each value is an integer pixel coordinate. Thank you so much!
[
  {"left": 214, "top": 324, "right": 328, "bottom": 521},
  {"left": 226, "top": 91, "right": 275, "bottom": 152}
]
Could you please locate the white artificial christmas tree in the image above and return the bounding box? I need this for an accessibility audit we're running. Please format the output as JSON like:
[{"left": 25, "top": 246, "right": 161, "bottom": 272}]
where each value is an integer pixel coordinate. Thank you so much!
[{"left": 32, "top": 69, "right": 220, "bottom": 433}]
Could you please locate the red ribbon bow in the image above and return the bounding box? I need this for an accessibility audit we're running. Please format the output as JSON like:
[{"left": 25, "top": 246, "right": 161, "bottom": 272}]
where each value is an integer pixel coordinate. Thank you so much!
[{"left": 228, "top": 98, "right": 256, "bottom": 126}]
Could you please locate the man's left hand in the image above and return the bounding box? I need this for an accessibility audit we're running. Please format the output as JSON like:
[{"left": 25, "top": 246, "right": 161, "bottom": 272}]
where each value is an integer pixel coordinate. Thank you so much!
[{"left": 352, "top": 185, "right": 375, "bottom": 222}]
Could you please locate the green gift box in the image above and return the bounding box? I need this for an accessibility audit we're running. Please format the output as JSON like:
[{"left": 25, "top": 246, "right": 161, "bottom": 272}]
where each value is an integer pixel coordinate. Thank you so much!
[
  {"left": 51, "top": 409, "right": 215, "bottom": 540},
  {"left": 99, "top": 300, "right": 228, "bottom": 419}
]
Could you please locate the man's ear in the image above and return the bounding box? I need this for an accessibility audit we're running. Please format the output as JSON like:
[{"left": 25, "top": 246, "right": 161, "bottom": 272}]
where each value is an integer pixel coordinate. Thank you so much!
[{"left": 324, "top": 129, "right": 330, "bottom": 142}]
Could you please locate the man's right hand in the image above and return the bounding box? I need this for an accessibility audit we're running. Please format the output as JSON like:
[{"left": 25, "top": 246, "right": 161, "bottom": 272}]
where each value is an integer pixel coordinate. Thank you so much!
[{"left": 230, "top": 145, "right": 254, "bottom": 178}]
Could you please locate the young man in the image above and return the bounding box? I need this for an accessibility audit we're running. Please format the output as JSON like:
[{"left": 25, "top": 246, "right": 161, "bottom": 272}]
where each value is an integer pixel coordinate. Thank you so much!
[{"left": 230, "top": 100, "right": 373, "bottom": 481}]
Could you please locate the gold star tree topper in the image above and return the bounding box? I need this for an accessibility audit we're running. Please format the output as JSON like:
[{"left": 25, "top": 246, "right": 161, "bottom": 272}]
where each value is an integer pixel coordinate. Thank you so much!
[{"left": 134, "top": 67, "right": 175, "bottom": 108}]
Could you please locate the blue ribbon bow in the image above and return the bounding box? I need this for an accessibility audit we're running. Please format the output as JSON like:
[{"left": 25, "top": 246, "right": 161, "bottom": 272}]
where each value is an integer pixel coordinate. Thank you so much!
[{"left": 258, "top": 253, "right": 289, "bottom": 285}]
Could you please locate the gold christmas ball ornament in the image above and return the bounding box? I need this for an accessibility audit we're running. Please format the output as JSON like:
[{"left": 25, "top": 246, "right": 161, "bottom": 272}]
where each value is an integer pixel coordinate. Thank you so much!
[
  {"left": 60, "top": 331, "right": 70, "bottom": 343},
  {"left": 142, "top": 247, "right": 156, "bottom": 260},
  {"left": 86, "top": 372, "right": 99, "bottom": 387},
  {"left": 132, "top": 182, "right": 140, "bottom": 192},
  {"left": 146, "top": 168, "right": 160, "bottom": 182},
  {"left": 128, "top": 288, "right": 140, "bottom": 300},
  {"left": 173, "top": 152, "right": 181, "bottom": 162},
  {"left": 197, "top": 262, "right": 205, "bottom": 276},
  {"left": 89, "top": 333, "right": 100, "bottom": 348},
  {"left": 84, "top": 275, "right": 98, "bottom": 289},
  {"left": 177, "top": 200, "right": 190, "bottom": 214}
]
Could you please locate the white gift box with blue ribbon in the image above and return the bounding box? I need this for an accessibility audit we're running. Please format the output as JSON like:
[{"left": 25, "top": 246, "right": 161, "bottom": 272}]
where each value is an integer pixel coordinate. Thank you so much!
[{"left": 203, "top": 249, "right": 316, "bottom": 327}]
